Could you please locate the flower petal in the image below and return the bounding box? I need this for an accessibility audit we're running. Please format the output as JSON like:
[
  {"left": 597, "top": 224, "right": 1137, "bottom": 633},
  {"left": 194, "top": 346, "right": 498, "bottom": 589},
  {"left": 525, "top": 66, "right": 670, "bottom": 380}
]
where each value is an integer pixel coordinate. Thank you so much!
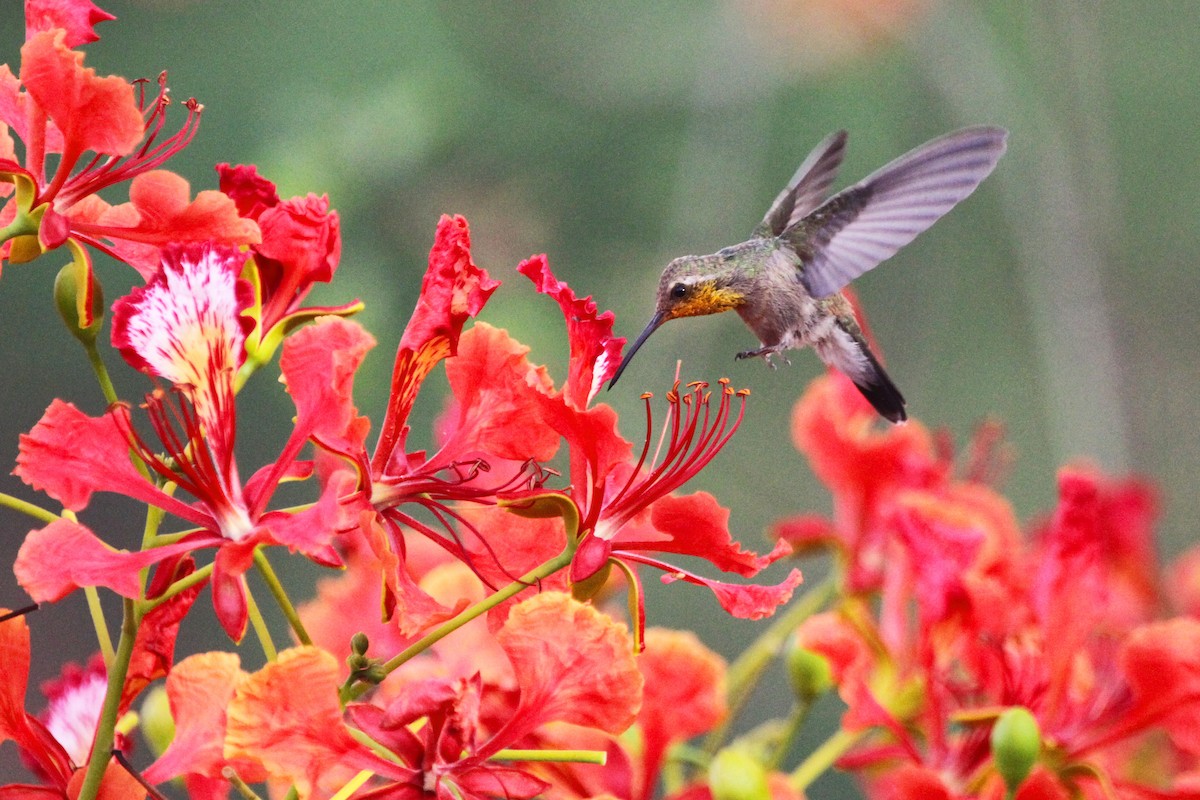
[
  {"left": 637, "top": 629, "right": 726, "bottom": 789},
  {"left": 437, "top": 322, "right": 558, "bottom": 467},
  {"left": 215, "top": 162, "right": 279, "bottom": 220},
  {"left": 279, "top": 315, "right": 376, "bottom": 453},
  {"left": 373, "top": 215, "right": 499, "bottom": 474},
  {"left": 490, "top": 593, "right": 642, "bottom": 748},
  {"left": 225, "top": 647, "right": 375, "bottom": 797},
  {"left": 25, "top": 0, "right": 115, "bottom": 47},
  {"left": 97, "top": 171, "right": 261, "bottom": 279},
  {"left": 14, "top": 519, "right": 194, "bottom": 602},
  {"left": 1121, "top": 617, "right": 1200, "bottom": 754},
  {"left": 638, "top": 492, "right": 792, "bottom": 577},
  {"left": 142, "top": 651, "right": 267, "bottom": 785},
  {"left": 15, "top": 399, "right": 205, "bottom": 523},
  {"left": 19, "top": 30, "right": 143, "bottom": 158},
  {"left": 661, "top": 567, "right": 804, "bottom": 621},
  {"left": 518, "top": 254, "right": 624, "bottom": 409},
  {"left": 124, "top": 556, "right": 206, "bottom": 708}
]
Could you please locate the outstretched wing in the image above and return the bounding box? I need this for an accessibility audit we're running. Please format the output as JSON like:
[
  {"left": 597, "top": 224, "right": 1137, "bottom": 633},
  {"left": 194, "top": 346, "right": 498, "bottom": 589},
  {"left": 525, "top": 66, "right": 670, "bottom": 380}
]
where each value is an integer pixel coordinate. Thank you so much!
[
  {"left": 753, "top": 130, "right": 848, "bottom": 239},
  {"left": 789, "top": 126, "right": 1008, "bottom": 299}
]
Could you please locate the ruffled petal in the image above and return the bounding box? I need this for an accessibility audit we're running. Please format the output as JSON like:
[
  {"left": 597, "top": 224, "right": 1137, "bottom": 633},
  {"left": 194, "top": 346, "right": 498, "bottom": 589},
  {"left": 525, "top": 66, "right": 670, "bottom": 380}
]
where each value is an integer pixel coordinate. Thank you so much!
[
  {"left": 373, "top": 215, "right": 499, "bottom": 475},
  {"left": 490, "top": 593, "right": 642, "bottom": 748},
  {"left": 637, "top": 629, "right": 726, "bottom": 789},
  {"left": 224, "top": 647, "right": 377, "bottom": 797},
  {"left": 631, "top": 492, "right": 791, "bottom": 577},
  {"left": 24, "top": 0, "right": 115, "bottom": 47},
  {"left": 96, "top": 171, "right": 261, "bottom": 279},
  {"left": 437, "top": 322, "right": 558, "bottom": 467},
  {"left": 142, "top": 651, "right": 267, "bottom": 785},
  {"left": 19, "top": 30, "right": 142, "bottom": 159},
  {"left": 14, "top": 519, "right": 196, "bottom": 602},
  {"left": 518, "top": 254, "right": 624, "bottom": 409},
  {"left": 661, "top": 567, "right": 804, "bottom": 621}
]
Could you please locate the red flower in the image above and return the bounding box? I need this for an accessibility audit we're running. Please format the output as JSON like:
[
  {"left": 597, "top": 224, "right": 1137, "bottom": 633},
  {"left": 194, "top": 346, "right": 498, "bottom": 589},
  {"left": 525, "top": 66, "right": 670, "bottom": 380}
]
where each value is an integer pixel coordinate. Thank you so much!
[
  {"left": 216, "top": 162, "right": 362, "bottom": 372},
  {"left": 0, "top": 609, "right": 144, "bottom": 799},
  {"left": 0, "top": 6, "right": 258, "bottom": 320},
  {"left": 774, "top": 373, "right": 941, "bottom": 593},
  {"left": 310, "top": 215, "right": 560, "bottom": 635},
  {"left": 203, "top": 594, "right": 643, "bottom": 800},
  {"left": 510, "top": 256, "right": 801, "bottom": 644},
  {"left": 14, "top": 243, "right": 372, "bottom": 640}
]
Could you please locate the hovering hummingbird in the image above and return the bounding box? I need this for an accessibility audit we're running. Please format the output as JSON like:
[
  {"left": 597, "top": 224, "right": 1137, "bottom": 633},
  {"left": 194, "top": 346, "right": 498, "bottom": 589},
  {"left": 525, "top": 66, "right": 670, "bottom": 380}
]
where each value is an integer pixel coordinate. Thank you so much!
[{"left": 608, "top": 126, "right": 1008, "bottom": 423}]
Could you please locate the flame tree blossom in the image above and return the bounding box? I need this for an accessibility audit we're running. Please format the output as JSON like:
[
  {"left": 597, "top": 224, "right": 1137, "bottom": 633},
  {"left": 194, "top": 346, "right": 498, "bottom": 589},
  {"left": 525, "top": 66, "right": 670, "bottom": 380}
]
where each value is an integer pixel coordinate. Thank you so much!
[
  {"left": 216, "top": 162, "right": 363, "bottom": 375},
  {"left": 145, "top": 594, "right": 643, "bottom": 800},
  {"left": 0, "top": 607, "right": 190, "bottom": 799},
  {"left": 307, "top": 214, "right": 564, "bottom": 636},
  {"left": 503, "top": 256, "right": 801, "bottom": 645},
  {"left": 13, "top": 242, "right": 372, "bottom": 640},
  {"left": 778, "top": 385, "right": 1200, "bottom": 798},
  {"left": 0, "top": 1, "right": 258, "bottom": 323}
]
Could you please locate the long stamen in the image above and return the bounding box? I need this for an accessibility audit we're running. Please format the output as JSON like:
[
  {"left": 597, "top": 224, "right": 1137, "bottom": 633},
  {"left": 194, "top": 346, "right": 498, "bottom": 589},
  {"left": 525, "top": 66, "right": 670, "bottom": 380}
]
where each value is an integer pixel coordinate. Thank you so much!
[{"left": 58, "top": 75, "right": 203, "bottom": 208}]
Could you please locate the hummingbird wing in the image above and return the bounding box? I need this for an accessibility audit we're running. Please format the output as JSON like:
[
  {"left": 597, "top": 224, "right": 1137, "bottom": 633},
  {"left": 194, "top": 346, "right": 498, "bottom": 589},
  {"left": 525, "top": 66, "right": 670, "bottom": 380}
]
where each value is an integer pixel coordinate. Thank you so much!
[
  {"left": 754, "top": 130, "right": 848, "bottom": 238},
  {"left": 789, "top": 126, "right": 1008, "bottom": 299}
]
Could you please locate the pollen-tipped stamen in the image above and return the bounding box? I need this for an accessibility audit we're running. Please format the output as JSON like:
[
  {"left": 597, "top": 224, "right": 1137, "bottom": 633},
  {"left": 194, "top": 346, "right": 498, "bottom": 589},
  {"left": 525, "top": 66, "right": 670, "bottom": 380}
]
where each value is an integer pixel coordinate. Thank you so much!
[{"left": 57, "top": 74, "right": 203, "bottom": 209}]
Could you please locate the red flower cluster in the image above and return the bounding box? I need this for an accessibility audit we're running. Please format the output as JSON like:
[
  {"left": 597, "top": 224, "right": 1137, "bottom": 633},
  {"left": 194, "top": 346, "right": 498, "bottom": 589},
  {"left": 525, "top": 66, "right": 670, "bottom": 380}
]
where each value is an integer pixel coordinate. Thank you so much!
[
  {"left": 778, "top": 373, "right": 1200, "bottom": 798},
  {"left": 0, "top": 5, "right": 793, "bottom": 799},
  {"left": 1, "top": 4, "right": 1193, "bottom": 800}
]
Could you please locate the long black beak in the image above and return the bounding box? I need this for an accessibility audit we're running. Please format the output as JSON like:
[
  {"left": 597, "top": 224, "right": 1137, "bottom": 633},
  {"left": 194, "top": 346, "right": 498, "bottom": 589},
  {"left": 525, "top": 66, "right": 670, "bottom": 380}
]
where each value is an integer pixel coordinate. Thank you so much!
[{"left": 608, "top": 311, "right": 665, "bottom": 389}]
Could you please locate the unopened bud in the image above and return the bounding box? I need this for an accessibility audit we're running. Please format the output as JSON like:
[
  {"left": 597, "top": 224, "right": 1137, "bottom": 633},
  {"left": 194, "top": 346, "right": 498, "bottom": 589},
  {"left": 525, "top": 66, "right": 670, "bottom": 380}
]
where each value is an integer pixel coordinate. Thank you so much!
[
  {"left": 708, "top": 748, "right": 770, "bottom": 800},
  {"left": 54, "top": 262, "right": 103, "bottom": 344},
  {"left": 786, "top": 642, "right": 833, "bottom": 701},
  {"left": 351, "top": 631, "right": 370, "bottom": 656},
  {"left": 991, "top": 706, "right": 1040, "bottom": 793},
  {"left": 140, "top": 686, "right": 175, "bottom": 757}
]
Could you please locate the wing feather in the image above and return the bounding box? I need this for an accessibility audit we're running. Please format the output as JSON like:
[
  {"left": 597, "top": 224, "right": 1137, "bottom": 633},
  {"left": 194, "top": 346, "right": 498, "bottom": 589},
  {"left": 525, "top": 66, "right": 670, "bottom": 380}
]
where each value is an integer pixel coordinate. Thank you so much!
[
  {"left": 792, "top": 126, "right": 1008, "bottom": 298},
  {"left": 755, "top": 130, "right": 848, "bottom": 238}
]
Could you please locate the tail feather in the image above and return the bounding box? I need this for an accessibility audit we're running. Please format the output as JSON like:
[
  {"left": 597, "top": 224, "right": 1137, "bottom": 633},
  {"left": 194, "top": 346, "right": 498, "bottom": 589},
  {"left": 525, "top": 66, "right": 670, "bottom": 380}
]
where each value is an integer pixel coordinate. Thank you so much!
[{"left": 852, "top": 347, "right": 907, "bottom": 423}]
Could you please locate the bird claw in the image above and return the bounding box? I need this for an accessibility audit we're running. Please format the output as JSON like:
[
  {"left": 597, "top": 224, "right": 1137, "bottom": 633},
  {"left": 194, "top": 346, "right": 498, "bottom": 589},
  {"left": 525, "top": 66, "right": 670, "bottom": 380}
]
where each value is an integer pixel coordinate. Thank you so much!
[{"left": 736, "top": 347, "right": 790, "bottom": 368}]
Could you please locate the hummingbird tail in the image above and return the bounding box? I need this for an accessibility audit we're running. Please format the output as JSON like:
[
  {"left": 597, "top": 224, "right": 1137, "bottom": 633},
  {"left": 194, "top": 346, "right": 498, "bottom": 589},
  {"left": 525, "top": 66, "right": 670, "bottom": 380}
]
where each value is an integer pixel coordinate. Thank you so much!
[{"left": 851, "top": 347, "right": 907, "bottom": 423}]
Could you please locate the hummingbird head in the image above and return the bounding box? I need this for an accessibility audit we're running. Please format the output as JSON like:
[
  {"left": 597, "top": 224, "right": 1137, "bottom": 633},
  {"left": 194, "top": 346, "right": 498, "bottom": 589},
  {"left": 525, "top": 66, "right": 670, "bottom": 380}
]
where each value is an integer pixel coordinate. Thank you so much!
[{"left": 609, "top": 254, "right": 747, "bottom": 388}]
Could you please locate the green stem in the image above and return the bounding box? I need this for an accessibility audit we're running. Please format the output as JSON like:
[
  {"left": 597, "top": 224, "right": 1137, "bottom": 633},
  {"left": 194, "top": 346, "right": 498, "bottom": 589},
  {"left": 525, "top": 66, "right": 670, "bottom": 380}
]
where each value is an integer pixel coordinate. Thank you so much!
[
  {"left": 244, "top": 581, "right": 277, "bottom": 662},
  {"left": 253, "top": 548, "right": 311, "bottom": 645},
  {"left": 83, "top": 586, "right": 115, "bottom": 666},
  {"left": 138, "top": 562, "right": 214, "bottom": 614},
  {"left": 490, "top": 749, "right": 607, "bottom": 765},
  {"left": 703, "top": 574, "right": 836, "bottom": 754},
  {"left": 82, "top": 338, "right": 119, "bottom": 406},
  {"left": 222, "top": 767, "right": 265, "bottom": 800},
  {"left": 766, "top": 697, "right": 814, "bottom": 772},
  {"left": 342, "top": 549, "right": 574, "bottom": 703},
  {"left": 788, "top": 726, "right": 868, "bottom": 792},
  {"left": 0, "top": 492, "right": 59, "bottom": 524},
  {"left": 76, "top": 598, "right": 140, "bottom": 800}
]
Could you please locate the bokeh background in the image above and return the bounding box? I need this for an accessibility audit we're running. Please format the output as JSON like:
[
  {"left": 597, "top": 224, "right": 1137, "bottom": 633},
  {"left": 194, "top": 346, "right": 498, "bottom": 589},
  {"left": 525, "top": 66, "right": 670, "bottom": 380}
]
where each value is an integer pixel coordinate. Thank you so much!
[{"left": 1, "top": 1, "right": 1198, "bottom": 795}]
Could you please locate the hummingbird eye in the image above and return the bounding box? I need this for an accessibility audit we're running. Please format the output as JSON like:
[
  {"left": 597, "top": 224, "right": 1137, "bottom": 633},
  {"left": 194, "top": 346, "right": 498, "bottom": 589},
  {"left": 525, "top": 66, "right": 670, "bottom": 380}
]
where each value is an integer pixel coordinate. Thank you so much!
[{"left": 670, "top": 283, "right": 687, "bottom": 299}]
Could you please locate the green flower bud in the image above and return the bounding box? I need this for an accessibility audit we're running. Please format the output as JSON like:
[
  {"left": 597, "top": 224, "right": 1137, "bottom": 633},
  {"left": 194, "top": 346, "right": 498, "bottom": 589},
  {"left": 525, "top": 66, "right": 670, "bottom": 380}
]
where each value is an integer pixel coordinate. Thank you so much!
[
  {"left": 708, "top": 748, "right": 770, "bottom": 800},
  {"left": 786, "top": 642, "right": 833, "bottom": 701},
  {"left": 54, "top": 262, "right": 104, "bottom": 344},
  {"left": 991, "top": 706, "right": 1040, "bottom": 793},
  {"left": 140, "top": 685, "right": 175, "bottom": 757},
  {"left": 351, "top": 631, "right": 370, "bottom": 656}
]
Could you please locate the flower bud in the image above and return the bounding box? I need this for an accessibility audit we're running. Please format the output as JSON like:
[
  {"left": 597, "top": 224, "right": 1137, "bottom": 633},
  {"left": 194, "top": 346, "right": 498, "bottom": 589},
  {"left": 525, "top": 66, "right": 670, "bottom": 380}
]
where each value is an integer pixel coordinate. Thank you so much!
[
  {"left": 54, "top": 262, "right": 104, "bottom": 344},
  {"left": 351, "top": 631, "right": 370, "bottom": 656},
  {"left": 991, "top": 706, "right": 1040, "bottom": 793},
  {"left": 708, "top": 748, "right": 770, "bottom": 800},
  {"left": 786, "top": 641, "right": 833, "bottom": 701},
  {"left": 139, "top": 686, "right": 175, "bottom": 757}
]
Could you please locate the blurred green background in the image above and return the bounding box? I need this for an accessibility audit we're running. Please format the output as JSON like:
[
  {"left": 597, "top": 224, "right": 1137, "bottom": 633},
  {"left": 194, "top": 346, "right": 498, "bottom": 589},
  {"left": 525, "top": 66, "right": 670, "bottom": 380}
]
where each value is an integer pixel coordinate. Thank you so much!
[{"left": 1, "top": 1, "right": 1198, "bottom": 794}]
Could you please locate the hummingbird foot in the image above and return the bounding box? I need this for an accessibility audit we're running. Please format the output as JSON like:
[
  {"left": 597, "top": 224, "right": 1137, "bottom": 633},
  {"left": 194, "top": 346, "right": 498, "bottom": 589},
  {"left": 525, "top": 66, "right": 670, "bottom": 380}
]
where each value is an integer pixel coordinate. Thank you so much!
[{"left": 736, "top": 345, "right": 790, "bottom": 367}]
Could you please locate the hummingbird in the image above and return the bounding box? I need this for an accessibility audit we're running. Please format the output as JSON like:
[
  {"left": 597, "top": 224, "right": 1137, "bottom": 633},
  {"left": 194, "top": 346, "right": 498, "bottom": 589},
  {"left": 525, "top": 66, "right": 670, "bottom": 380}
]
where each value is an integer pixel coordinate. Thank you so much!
[{"left": 608, "top": 126, "right": 1008, "bottom": 423}]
